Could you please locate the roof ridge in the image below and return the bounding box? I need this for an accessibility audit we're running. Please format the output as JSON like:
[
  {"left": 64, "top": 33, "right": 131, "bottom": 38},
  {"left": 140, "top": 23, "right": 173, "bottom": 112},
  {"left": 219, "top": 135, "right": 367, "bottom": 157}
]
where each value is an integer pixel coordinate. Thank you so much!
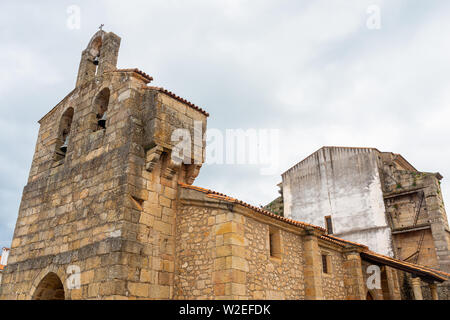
[
  {"left": 418, "top": 265, "right": 450, "bottom": 278},
  {"left": 319, "top": 235, "right": 346, "bottom": 247},
  {"left": 323, "top": 234, "right": 369, "bottom": 249},
  {"left": 179, "top": 183, "right": 326, "bottom": 232}
]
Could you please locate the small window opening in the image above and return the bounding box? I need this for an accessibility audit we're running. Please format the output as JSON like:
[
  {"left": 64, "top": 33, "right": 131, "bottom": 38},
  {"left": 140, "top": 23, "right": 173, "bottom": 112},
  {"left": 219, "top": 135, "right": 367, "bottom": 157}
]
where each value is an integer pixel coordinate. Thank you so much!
[
  {"left": 269, "top": 227, "right": 281, "bottom": 259},
  {"left": 322, "top": 254, "right": 330, "bottom": 274},
  {"left": 325, "top": 216, "right": 333, "bottom": 234}
]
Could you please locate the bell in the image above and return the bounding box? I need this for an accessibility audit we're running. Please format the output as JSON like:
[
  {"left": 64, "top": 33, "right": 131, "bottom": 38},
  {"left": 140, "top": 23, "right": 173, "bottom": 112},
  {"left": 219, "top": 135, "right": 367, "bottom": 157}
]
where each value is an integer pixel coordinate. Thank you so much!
[
  {"left": 98, "top": 111, "right": 107, "bottom": 128},
  {"left": 93, "top": 56, "right": 99, "bottom": 66},
  {"left": 60, "top": 136, "right": 69, "bottom": 153}
]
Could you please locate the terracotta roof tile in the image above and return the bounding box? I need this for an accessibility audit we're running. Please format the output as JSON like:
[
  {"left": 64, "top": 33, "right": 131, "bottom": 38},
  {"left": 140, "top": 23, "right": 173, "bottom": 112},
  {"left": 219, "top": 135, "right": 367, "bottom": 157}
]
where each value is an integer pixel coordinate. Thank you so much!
[
  {"left": 323, "top": 234, "right": 369, "bottom": 249},
  {"left": 148, "top": 87, "right": 209, "bottom": 117},
  {"left": 178, "top": 184, "right": 449, "bottom": 282},
  {"left": 179, "top": 183, "right": 325, "bottom": 232},
  {"left": 322, "top": 235, "right": 448, "bottom": 281}
]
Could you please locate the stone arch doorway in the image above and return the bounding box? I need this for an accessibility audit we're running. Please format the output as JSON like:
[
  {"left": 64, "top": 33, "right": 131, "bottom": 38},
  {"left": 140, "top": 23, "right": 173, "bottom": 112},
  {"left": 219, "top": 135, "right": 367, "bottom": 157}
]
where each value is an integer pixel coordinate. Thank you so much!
[{"left": 32, "top": 272, "right": 65, "bottom": 300}]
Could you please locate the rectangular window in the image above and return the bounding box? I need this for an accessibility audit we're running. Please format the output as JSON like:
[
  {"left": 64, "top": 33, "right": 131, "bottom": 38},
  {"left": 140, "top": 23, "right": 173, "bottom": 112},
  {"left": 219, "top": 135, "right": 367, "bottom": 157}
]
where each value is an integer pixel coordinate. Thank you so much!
[
  {"left": 325, "top": 216, "right": 333, "bottom": 234},
  {"left": 269, "top": 227, "right": 281, "bottom": 259},
  {"left": 322, "top": 254, "right": 329, "bottom": 274}
]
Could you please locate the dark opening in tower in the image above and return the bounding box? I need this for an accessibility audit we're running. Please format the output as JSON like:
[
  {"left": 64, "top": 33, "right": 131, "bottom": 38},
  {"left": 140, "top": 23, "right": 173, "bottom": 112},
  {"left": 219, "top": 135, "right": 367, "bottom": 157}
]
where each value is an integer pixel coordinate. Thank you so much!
[
  {"left": 94, "top": 88, "right": 110, "bottom": 131},
  {"left": 55, "top": 107, "right": 74, "bottom": 161}
]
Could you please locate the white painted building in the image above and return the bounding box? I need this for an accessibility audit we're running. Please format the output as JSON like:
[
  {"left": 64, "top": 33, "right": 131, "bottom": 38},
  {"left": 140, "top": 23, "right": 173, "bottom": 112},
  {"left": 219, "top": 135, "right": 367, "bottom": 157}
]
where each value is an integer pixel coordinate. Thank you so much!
[{"left": 282, "top": 147, "right": 395, "bottom": 256}]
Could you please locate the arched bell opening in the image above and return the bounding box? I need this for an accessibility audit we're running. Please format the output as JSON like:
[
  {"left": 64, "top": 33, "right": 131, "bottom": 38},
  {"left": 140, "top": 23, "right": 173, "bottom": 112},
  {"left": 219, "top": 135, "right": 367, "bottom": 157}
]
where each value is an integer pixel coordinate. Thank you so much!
[
  {"left": 76, "top": 31, "right": 105, "bottom": 87},
  {"left": 54, "top": 107, "right": 74, "bottom": 161},
  {"left": 76, "top": 30, "right": 121, "bottom": 87},
  {"left": 93, "top": 88, "right": 110, "bottom": 131},
  {"left": 32, "top": 272, "right": 65, "bottom": 300},
  {"left": 89, "top": 36, "right": 102, "bottom": 75}
]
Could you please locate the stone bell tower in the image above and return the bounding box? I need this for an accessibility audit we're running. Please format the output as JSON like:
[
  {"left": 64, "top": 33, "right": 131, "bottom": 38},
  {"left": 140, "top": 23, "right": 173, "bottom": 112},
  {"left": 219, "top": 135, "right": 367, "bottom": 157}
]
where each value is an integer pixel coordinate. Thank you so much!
[{"left": 0, "top": 30, "right": 208, "bottom": 300}]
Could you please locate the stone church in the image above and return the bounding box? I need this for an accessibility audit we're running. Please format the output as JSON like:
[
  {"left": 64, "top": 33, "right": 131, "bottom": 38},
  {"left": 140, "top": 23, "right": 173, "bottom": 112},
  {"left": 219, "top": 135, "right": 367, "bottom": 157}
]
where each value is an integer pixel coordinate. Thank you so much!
[{"left": 0, "top": 31, "right": 448, "bottom": 300}]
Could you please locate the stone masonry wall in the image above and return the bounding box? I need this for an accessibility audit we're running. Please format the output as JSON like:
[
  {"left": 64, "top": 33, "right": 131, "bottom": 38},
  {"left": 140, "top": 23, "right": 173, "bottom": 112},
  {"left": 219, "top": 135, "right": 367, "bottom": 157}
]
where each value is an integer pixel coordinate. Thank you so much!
[
  {"left": 0, "top": 30, "right": 208, "bottom": 300},
  {"left": 176, "top": 188, "right": 364, "bottom": 300},
  {"left": 174, "top": 206, "right": 216, "bottom": 299},
  {"left": 244, "top": 217, "right": 305, "bottom": 300},
  {"left": 0, "top": 69, "right": 148, "bottom": 299},
  {"left": 319, "top": 246, "right": 346, "bottom": 300},
  {"left": 382, "top": 161, "right": 450, "bottom": 271},
  {"left": 175, "top": 197, "right": 306, "bottom": 300}
]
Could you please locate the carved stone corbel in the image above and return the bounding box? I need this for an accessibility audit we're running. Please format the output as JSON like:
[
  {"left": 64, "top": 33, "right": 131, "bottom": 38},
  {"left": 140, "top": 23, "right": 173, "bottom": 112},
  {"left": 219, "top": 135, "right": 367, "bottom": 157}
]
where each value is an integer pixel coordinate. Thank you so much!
[
  {"left": 145, "top": 145, "right": 164, "bottom": 172},
  {"left": 185, "top": 164, "right": 202, "bottom": 185},
  {"left": 163, "top": 152, "right": 183, "bottom": 180}
]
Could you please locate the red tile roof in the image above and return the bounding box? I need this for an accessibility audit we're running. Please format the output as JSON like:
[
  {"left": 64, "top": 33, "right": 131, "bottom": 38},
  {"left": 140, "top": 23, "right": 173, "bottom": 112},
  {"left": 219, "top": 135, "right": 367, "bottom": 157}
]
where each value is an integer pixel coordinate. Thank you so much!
[
  {"left": 361, "top": 250, "right": 448, "bottom": 282},
  {"left": 323, "top": 235, "right": 448, "bottom": 281},
  {"left": 0, "top": 248, "right": 10, "bottom": 272},
  {"left": 148, "top": 87, "right": 209, "bottom": 117},
  {"left": 179, "top": 183, "right": 326, "bottom": 232}
]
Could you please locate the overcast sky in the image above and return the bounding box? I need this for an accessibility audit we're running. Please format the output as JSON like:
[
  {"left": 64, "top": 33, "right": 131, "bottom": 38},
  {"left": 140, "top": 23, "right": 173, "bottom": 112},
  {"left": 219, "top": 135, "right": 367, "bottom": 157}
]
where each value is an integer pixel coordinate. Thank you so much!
[{"left": 1, "top": 0, "right": 450, "bottom": 247}]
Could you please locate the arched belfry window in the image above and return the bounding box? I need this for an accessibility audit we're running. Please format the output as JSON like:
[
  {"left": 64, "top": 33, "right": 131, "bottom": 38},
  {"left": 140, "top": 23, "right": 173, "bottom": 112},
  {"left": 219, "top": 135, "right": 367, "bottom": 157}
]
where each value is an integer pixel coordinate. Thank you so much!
[
  {"left": 55, "top": 107, "right": 74, "bottom": 160},
  {"left": 89, "top": 36, "right": 102, "bottom": 76},
  {"left": 93, "top": 88, "right": 110, "bottom": 131},
  {"left": 76, "top": 31, "right": 120, "bottom": 87}
]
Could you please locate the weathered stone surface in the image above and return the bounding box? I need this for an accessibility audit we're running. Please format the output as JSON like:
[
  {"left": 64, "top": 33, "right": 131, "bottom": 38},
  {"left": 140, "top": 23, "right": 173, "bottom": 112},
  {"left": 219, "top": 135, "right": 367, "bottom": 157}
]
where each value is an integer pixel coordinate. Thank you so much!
[
  {"left": 279, "top": 146, "right": 450, "bottom": 299},
  {"left": 0, "top": 30, "right": 207, "bottom": 300},
  {"left": 1, "top": 32, "right": 446, "bottom": 301}
]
